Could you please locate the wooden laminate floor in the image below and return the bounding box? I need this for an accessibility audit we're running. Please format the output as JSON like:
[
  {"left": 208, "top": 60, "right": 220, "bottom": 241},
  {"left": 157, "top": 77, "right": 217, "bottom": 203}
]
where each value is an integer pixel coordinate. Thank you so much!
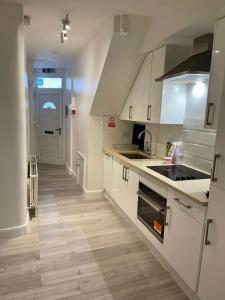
[{"left": 0, "top": 164, "right": 189, "bottom": 300}]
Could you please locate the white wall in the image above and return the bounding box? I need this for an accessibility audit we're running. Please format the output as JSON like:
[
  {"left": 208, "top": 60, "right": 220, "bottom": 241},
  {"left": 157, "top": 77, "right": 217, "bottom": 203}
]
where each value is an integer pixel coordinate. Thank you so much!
[
  {"left": 0, "top": 2, "right": 27, "bottom": 234},
  {"left": 69, "top": 20, "right": 113, "bottom": 192}
]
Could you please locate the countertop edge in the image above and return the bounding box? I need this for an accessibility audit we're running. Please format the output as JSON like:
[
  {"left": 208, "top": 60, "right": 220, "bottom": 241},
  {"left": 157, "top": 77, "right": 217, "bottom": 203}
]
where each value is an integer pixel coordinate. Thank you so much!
[{"left": 103, "top": 148, "right": 209, "bottom": 207}]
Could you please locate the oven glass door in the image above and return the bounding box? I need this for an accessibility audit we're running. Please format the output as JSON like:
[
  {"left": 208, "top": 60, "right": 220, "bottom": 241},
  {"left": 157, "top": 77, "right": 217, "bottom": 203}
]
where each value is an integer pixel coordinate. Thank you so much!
[{"left": 137, "top": 196, "right": 165, "bottom": 243}]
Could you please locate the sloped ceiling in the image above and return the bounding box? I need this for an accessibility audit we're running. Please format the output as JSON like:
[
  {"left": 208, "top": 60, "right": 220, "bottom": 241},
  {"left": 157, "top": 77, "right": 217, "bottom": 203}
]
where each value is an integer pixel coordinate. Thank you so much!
[{"left": 90, "top": 15, "right": 150, "bottom": 115}]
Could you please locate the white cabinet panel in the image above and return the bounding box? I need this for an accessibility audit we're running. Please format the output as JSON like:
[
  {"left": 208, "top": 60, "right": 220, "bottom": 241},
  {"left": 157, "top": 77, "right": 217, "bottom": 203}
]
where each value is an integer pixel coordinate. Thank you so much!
[
  {"left": 163, "top": 190, "right": 205, "bottom": 291},
  {"left": 120, "top": 45, "right": 188, "bottom": 124},
  {"left": 149, "top": 46, "right": 166, "bottom": 123},
  {"left": 103, "top": 153, "right": 113, "bottom": 195},
  {"left": 111, "top": 159, "right": 123, "bottom": 205},
  {"left": 205, "top": 16, "right": 225, "bottom": 129},
  {"left": 123, "top": 168, "right": 139, "bottom": 223},
  {"left": 198, "top": 186, "right": 225, "bottom": 300},
  {"left": 120, "top": 53, "right": 152, "bottom": 121},
  {"left": 210, "top": 70, "right": 225, "bottom": 190}
]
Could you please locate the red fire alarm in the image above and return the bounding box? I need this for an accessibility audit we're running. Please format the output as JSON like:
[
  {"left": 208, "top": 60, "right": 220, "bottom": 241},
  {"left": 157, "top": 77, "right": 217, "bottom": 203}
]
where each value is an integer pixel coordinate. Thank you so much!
[
  {"left": 72, "top": 108, "right": 76, "bottom": 115},
  {"left": 108, "top": 116, "right": 116, "bottom": 128}
]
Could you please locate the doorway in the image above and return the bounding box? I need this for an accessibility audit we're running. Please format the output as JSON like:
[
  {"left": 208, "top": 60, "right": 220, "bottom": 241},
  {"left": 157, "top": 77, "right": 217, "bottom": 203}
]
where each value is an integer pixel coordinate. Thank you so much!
[{"left": 36, "top": 89, "right": 63, "bottom": 163}]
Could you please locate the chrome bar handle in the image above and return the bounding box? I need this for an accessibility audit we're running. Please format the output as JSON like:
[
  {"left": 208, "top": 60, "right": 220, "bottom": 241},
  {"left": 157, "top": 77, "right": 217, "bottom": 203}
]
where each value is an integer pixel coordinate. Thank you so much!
[
  {"left": 122, "top": 166, "right": 126, "bottom": 180},
  {"left": 163, "top": 206, "right": 171, "bottom": 226},
  {"left": 206, "top": 102, "right": 214, "bottom": 126},
  {"left": 147, "top": 105, "right": 151, "bottom": 121},
  {"left": 129, "top": 106, "right": 133, "bottom": 119},
  {"left": 125, "top": 167, "right": 129, "bottom": 182},
  {"left": 174, "top": 197, "right": 191, "bottom": 209},
  {"left": 205, "top": 219, "right": 213, "bottom": 245},
  {"left": 211, "top": 154, "right": 220, "bottom": 182}
]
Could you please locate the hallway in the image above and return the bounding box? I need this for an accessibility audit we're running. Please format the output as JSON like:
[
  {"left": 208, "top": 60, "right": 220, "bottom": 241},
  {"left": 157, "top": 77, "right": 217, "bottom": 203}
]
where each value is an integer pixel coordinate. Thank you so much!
[{"left": 0, "top": 164, "right": 188, "bottom": 300}]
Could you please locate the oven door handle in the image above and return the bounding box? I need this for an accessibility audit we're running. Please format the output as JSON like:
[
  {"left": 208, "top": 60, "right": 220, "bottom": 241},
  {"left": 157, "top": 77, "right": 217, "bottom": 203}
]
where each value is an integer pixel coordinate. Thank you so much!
[{"left": 137, "top": 191, "right": 165, "bottom": 213}]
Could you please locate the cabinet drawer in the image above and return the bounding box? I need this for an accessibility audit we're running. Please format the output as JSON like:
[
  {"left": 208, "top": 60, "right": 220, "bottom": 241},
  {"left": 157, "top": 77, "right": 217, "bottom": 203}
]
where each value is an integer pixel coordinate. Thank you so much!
[{"left": 168, "top": 189, "right": 206, "bottom": 224}]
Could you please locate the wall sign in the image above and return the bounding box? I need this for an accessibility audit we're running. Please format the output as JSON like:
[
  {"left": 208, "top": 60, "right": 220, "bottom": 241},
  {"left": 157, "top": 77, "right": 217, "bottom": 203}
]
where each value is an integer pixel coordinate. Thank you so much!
[{"left": 108, "top": 116, "right": 116, "bottom": 128}]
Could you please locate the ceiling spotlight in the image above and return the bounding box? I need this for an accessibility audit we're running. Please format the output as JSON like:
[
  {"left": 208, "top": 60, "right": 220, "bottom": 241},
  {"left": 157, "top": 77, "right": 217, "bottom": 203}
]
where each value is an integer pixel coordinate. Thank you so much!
[
  {"left": 61, "top": 13, "right": 71, "bottom": 43},
  {"left": 63, "top": 32, "right": 68, "bottom": 40},
  {"left": 62, "top": 24, "right": 67, "bottom": 34}
]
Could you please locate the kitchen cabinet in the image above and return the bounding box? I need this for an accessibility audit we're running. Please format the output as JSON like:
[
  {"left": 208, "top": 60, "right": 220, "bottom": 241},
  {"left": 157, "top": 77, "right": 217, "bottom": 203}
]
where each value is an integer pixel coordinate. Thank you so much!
[
  {"left": 104, "top": 157, "right": 139, "bottom": 223},
  {"left": 210, "top": 69, "right": 225, "bottom": 190},
  {"left": 103, "top": 152, "right": 113, "bottom": 196},
  {"left": 163, "top": 189, "right": 206, "bottom": 291},
  {"left": 205, "top": 16, "right": 225, "bottom": 129},
  {"left": 122, "top": 167, "right": 139, "bottom": 223},
  {"left": 198, "top": 186, "right": 225, "bottom": 300},
  {"left": 120, "top": 45, "right": 189, "bottom": 124},
  {"left": 120, "top": 52, "right": 152, "bottom": 121}
]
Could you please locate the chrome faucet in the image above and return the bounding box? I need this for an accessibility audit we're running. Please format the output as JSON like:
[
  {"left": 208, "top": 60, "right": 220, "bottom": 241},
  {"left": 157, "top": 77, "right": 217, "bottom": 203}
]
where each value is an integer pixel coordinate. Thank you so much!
[{"left": 138, "top": 130, "right": 152, "bottom": 156}]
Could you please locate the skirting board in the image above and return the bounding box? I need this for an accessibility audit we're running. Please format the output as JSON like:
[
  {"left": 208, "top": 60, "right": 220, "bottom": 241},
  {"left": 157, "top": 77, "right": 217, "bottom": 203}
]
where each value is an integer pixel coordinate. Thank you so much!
[
  {"left": 104, "top": 191, "right": 201, "bottom": 300},
  {"left": 83, "top": 187, "right": 104, "bottom": 198},
  {"left": 0, "top": 213, "right": 29, "bottom": 239}
]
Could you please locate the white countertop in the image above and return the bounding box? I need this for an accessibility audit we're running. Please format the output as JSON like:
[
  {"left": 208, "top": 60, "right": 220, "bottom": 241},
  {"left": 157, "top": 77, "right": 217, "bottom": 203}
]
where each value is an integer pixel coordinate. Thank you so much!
[{"left": 103, "top": 148, "right": 210, "bottom": 206}]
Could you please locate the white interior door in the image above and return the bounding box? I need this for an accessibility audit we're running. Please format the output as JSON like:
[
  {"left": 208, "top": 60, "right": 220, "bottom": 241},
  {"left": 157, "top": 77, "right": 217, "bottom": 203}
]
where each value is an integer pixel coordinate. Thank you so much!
[{"left": 36, "top": 90, "right": 63, "bottom": 163}]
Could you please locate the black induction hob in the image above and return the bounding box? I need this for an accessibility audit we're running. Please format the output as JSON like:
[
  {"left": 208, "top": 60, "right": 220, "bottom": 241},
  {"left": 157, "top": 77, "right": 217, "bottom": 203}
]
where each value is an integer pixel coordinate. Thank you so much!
[{"left": 147, "top": 165, "right": 210, "bottom": 181}]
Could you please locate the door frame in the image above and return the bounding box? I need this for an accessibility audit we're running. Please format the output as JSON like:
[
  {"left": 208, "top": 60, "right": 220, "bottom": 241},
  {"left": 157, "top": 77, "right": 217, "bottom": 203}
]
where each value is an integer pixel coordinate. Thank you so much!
[{"left": 35, "top": 88, "right": 64, "bottom": 164}]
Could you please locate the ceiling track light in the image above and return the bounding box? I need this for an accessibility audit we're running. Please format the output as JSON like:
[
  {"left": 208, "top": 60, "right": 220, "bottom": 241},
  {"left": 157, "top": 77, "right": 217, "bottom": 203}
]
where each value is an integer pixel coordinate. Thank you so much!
[{"left": 61, "top": 13, "right": 71, "bottom": 43}]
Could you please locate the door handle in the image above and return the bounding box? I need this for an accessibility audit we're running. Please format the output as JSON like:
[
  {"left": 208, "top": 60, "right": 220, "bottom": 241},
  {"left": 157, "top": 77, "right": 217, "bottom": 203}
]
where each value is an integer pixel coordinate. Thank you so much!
[
  {"left": 205, "top": 219, "right": 213, "bottom": 245},
  {"left": 147, "top": 105, "right": 151, "bottom": 121},
  {"left": 122, "top": 166, "right": 126, "bottom": 180},
  {"left": 129, "top": 106, "right": 133, "bottom": 119},
  {"left": 211, "top": 154, "right": 220, "bottom": 182},
  {"left": 56, "top": 128, "right": 62, "bottom": 135},
  {"left": 125, "top": 167, "right": 129, "bottom": 182},
  {"left": 206, "top": 102, "right": 214, "bottom": 126}
]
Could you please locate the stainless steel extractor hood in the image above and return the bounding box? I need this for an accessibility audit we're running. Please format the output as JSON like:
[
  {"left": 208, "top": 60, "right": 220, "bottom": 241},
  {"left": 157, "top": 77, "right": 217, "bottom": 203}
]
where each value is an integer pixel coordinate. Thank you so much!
[{"left": 156, "top": 33, "right": 214, "bottom": 83}]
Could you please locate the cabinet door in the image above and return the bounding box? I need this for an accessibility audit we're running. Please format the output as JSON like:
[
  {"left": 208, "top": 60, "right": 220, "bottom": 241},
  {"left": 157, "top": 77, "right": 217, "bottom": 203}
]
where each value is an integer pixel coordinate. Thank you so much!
[
  {"left": 111, "top": 159, "right": 122, "bottom": 205},
  {"left": 120, "top": 53, "right": 152, "bottom": 122},
  {"left": 132, "top": 53, "right": 152, "bottom": 122},
  {"left": 163, "top": 196, "right": 203, "bottom": 291},
  {"left": 211, "top": 69, "right": 225, "bottom": 190},
  {"left": 103, "top": 153, "right": 113, "bottom": 195},
  {"left": 198, "top": 186, "right": 225, "bottom": 300},
  {"left": 122, "top": 168, "right": 139, "bottom": 223},
  {"left": 149, "top": 46, "right": 166, "bottom": 124},
  {"left": 205, "top": 17, "right": 225, "bottom": 129}
]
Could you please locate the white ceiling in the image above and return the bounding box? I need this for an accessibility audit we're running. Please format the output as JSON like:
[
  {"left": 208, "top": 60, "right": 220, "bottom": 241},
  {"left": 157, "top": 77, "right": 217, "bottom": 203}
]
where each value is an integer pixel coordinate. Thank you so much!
[{"left": 5, "top": 0, "right": 225, "bottom": 66}]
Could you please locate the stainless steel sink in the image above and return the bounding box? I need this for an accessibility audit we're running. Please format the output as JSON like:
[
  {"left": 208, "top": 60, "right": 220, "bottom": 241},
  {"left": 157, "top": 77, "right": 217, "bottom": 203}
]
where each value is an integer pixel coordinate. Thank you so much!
[{"left": 119, "top": 153, "right": 150, "bottom": 159}]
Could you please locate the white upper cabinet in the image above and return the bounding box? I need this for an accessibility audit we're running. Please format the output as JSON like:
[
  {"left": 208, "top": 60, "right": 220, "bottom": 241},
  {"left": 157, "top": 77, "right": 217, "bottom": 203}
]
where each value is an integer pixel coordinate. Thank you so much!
[
  {"left": 120, "top": 53, "right": 152, "bottom": 121},
  {"left": 205, "top": 16, "right": 225, "bottom": 129},
  {"left": 120, "top": 45, "right": 189, "bottom": 124},
  {"left": 210, "top": 64, "right": 225, "bottom": 190}
]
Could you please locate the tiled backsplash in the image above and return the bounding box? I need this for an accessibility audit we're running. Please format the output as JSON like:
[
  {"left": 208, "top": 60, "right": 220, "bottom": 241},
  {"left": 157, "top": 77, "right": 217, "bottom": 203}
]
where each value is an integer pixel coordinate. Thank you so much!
[
  {"left": 102, "top": 116, "right": 133, "bottom": 148},
  {"left": 145, "top": 124, "right": 216, "bottom": 173}
]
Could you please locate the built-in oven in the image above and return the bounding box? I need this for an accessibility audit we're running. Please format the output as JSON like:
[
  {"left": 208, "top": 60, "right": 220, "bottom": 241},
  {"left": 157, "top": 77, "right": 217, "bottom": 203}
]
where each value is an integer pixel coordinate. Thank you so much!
[{"left": 137, "top": 181, "right": 168, "bottom": 243}]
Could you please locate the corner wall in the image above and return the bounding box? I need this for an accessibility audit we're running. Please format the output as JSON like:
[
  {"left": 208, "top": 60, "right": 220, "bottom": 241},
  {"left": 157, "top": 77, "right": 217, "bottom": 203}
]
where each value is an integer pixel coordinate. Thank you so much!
[
  {"left": 69, "top": 20, "right": 113, "bottom": 192},
  {"left": 0, "top": 2, "right": 27, "bottom": 235}
]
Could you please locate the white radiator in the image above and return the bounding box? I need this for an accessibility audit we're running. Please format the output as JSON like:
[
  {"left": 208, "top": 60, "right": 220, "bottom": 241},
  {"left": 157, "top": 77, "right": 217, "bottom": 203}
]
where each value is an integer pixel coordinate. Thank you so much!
[{"left": 29, "top": 155, "right": 38, "bottom": 209}]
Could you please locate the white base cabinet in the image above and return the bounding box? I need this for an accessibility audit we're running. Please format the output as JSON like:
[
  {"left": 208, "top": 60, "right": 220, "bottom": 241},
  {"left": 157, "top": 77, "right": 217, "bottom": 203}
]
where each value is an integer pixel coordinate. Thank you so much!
[
  {"left": 106, "top": 157, "right": 139, "bottom": 224},
  {"left": 162, "top": 189, "right": 206, "bottom": 291},
  {"left": 103, "top": 153, "right": 113, "bottom": 196},
  {"left": 198, "top": 186, "right": 225, "bottom": 300}
]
